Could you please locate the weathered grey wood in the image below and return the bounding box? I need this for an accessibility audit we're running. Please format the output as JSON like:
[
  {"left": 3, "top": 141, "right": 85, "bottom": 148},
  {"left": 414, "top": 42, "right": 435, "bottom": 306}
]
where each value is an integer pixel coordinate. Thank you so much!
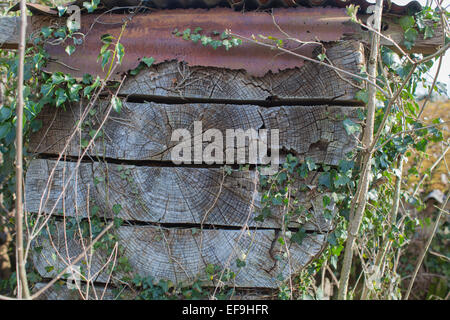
[
  {"left": 32, "top": 222, "right": 326, "bottom": 288},
  {"left": 0, "top": 16, "right": 20, "bottom": 49},
  {"left": 120, "top": 41, "right": 364, "bottom": 101},
  {"left": 33, "top": 282, "right": 134, "bottom": 300},
  {"left": 29, "top": 102, "right": 362, "bottom": 166},
  {"left": 25, "top": 159, "right": 333, "bottom": 231},
  {"left": 33, "top": 281, "right": 271, "bottom": 300},
  {"left": 0, "top": 15, "right": 58, "bottom": 49}
]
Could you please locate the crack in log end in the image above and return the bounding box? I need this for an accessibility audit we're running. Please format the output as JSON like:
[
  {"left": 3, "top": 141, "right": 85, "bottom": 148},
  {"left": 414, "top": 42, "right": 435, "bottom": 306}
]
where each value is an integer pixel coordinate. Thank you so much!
[
  {"left": 25, "top": 159, "right": 335, "bottom": 231},
  {"left": 29, "top": 102, "right": 362, "bottom": 167},
  {"left": 307, "top": 140, "right": 330, "bottom": 153}
]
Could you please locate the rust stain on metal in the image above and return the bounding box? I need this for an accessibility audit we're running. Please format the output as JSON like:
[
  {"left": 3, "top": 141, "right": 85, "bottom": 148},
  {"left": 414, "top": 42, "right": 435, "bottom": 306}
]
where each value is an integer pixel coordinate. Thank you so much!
[{"left": 44, "top": 7, "right": 355, "bottom": 79}]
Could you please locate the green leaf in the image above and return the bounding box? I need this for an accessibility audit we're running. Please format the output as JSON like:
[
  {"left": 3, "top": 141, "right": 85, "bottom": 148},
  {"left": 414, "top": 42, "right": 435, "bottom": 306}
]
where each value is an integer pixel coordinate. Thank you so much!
[
  {"left": 182, "top": 28, "right": 191, "bottom": 40},
  {"left": 55, "top": 88, "right": 67, "bottom": 107},
  {"left": 0, "top": 107, "right": 12, "bottom": 122},
  {"left": 0, "top": 122, "right": 12, "bottom": 140},
  {"left": 381, "top": 47, "right": 401, "bottom": 69},
  {"left": 112, "top": 204, "right": 122, "bottom": 215},
  {"left": 220, "top": 31, "right": 229, "bottom": 40},
  {"left": 81, "top": 138, "right": 89, "bottom": 148},
  {"left": 355, "top": 89, "right": 369, "bottom": 104},
  {"left": 51, "top": 73, "right": 65, "bottom": 85},
  {"left": 100, "top": 33, "right": 113, "bottom": 44},
  {"left": 111, "top": 96, "right": 122, "bottom": 113},
  {"left": 398, "top": 16, "right": 415, "bottom": 31},
  {"left": 291, "top": 228, "right": 307, "bottom": 245},
  {"left": 414, "top": 138, "right": 428, "bottom": 152},
  {"left": 205, "top": 264, "right": 215, "bottom": 275},
  {"left": 231, "top": 38, "right": 242, "bottom": 47},
  {"left": 116, "top": 43, "right": 125, "bottom": 64},
  {"left": 334, "top": 174, "right": 350, "bottom": 188},
  {"left": 424, "top": 26, "right": 434, "bottom": 39},
  {"left": 236, "top": 259, "right": 246, "bottom": 268},
  {"left": 142, "top": 57, "right": 155, "bottom": 67},
  {"left": 318, "top": 172, "right": 332, "bottom": 189},
  {"left": 57, "top": 5, "right": 67, "bottom": 17},
  {"left": 404, "top": 28, "right": 418, "bottom": 49},
  {"left": 190, "top": 33, "right": 201, "bottom": 43},
  {"left": 65, "top": 45, "right": 75, "bottom": 56},
  {"left": 41, "top": 27, "right": 53, "bottom": 38},
  {"left": 89, "top": 129, "right": 102, "bottom": 139},
  {"left": 338, "top": 159, "right": 354, "bottom": 173},
  {"left": 45, "top": 266, "right": 54, "bottom": 273},
  {"left": 201, "top": 36, "right": 212, "bottom": 46},
  {"left": 83, "top": 0, "right": 100, "bottom": 13},
  {"left": 342, "top": 118, "right": 361, "bottom": 135},
  {"left": 100, "top": 50, "right": 112, "bottom": 70},
  {"left": 222, "top": 39, "right": 232, "bottom": 50}
]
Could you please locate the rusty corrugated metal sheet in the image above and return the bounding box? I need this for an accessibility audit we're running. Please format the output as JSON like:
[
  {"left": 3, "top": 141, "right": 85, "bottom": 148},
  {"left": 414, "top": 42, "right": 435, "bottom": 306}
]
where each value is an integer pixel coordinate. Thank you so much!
[
  {"left": 43, "top": 7, "right": 357, "bottom": 79},
  {"left": 12, "top": 0, "right": 422, "bottom": 15}
]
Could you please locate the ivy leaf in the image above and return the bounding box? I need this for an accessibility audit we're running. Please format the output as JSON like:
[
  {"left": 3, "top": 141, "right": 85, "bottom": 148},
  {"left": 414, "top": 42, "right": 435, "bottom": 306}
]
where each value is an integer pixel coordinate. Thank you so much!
[
  {"left": 343, "top": 118, "right": 361, "bottom": 136},
  {"left": 68, "top": 84, "right": 82, "bottom": 101},
  {"left": 116, "top": 43, "right": 125, "bottom": 64},
  {"left": 142, "top": 56, "right": 154, "bottom": 67},
  {"left": 355, "top": 89, "right": 369, "bottom": 104},
  {"left": 414, "top": 138, "right": 428, "bottom": 152},
  {"left": 230, "top": 38, "right": 242, "bottom": 47},
  {"left": 0, "top": 107, "right": 12, "bottom": 122},
  {"left": 404, "top": 28, "right": 418, "bottom": 49},
  {"left": 291, "top": 228, "right": 307, "bottom": 245},
  {"left": 205, "top": 264, "right": 215, "bottom": 275},
  {"left": 220, "top": 31, "right": 229, "bottom": 40},
  {"left": 398, "top": 16, "right": 415, "bottom": 31},
  {"left": 0, "top": 123, "right": 12, "bottom": 139},
  {"left": 201, "top": 36, "right": 212, "bottom": 46},
  {"left": 99, "top": 50, "right": 112, "bottom": 71},
  {"left": 318, "top": 172, "right": 332, "bottom": 189},
  {"left": 41, "top": 27, "right": 53, "bottom": 38},
  {"left": 334, "top": 174, "right": 350, "bottom": 188},
  {"left": 338, "top": 159, "right": 354, "bottom": 173},
  {"left": 111, "top": 96, "right": 122, "bottom": 113},
  {"left": 51, "top": 73, "right": 65, "bottom": 85},
  {"left": 65, "top": 45, "right": 75, "bottom": 56},
  {"left": 381, "top": 47, "right": 401, "bottom": 69},
  {"left": 56, "top": 5, "right": 67, "bottom": 17},
  {"left": 236, "top": 259, "right": 246, "bottom": 268},
  {"left": 222, "top": 39, "right": 232, "bottom": 50},
  {"left": 80, "top": 138, "right": 89, "bottom": 148},
  {"left": 100, "top": 33, "right": 113, "bottom": 44},
  {"left": 190, "top": 33, "right": 201, "bottom": 43},
  {"left": 55, "top": 88, "right": 67, "bottom": 107},
  {"left": 83, "top": 0, "right": 100, "bottom": 13},
  {"left": 112, "top": 204, "right": 122, "bottom": 215},
  {"left": 182, "top": 28, "right": 191, "bottom": 40},
  {"left": 424, "top": 26, "right": 434, "bottom": 39}
]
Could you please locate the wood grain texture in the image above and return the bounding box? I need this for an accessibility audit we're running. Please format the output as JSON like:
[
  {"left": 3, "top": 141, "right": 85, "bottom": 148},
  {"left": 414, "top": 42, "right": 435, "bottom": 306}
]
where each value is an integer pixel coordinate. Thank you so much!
[
  {"left": 29, "top": 102, "right": 361, "bottom": 166},
  {"left": 32, "top": 222, "right": 326, "bottom": 288},
  {"left": 33, "top": 281, "right": 271, "bottom": 300},
  {"left": 25, "top": 159, "right": 333, "bottom": 230},
  {"left": 120, "top": 41, "right": 365, "bottom": 101},
  {"left": 33, "top": 282, "right": 132, "bottom": 300}
]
